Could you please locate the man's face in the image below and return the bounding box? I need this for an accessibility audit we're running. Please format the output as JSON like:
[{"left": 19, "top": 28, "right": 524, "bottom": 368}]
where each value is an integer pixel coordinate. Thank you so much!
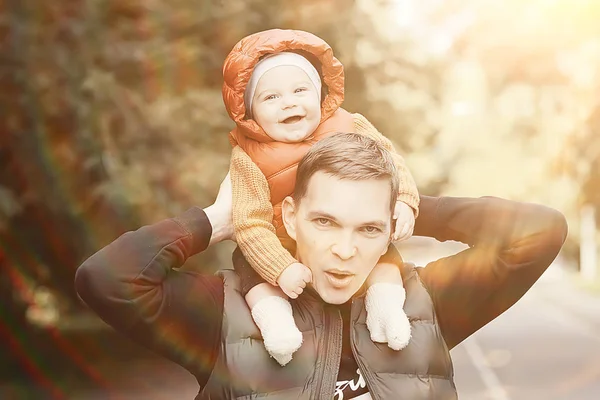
[
  {"left": 251, "top": 65, "right": 321, "bottom": 143},
  {"left": 282, "top": 172, "right": 393, "bottom": 304}
]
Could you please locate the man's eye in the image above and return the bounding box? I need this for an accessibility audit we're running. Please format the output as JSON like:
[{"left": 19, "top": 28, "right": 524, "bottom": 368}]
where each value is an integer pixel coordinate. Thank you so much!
[
  {"left": 363, "top": 226, "right": 380, "bottom": 234},
  {"left": 316, "top": 218, "right": 330, "bottom": 226}
]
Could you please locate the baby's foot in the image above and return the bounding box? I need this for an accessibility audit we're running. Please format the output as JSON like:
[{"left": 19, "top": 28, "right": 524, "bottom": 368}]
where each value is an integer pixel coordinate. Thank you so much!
[
  {"left": 251, "top": 296, "right": 303, "bottom": 366},
  {"left": 365, "top": 283, "right": 411, "bottom": 351}
]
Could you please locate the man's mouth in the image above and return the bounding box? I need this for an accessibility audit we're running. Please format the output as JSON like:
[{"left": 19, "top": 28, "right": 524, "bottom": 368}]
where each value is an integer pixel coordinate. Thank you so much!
[
  {"left": 324, "top": 270, "right": 354, "bottom": 289},
  {"left": 281, "top": 115, "right": 304, "bottom": 124}
]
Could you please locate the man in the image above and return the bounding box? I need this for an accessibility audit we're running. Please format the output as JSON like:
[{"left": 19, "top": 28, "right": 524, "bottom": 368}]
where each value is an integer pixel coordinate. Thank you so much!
[{"left": 75, "top": 133, "right": 568, "bottom": 399}]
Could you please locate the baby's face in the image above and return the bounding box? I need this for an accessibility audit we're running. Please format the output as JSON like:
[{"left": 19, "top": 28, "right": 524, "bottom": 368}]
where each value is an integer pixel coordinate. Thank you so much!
[{"left": 251, "top": 65, "right": 321, "bottom": 143}]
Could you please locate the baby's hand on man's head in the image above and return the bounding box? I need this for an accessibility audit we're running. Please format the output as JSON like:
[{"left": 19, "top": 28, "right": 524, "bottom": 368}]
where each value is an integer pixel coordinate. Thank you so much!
[
  {"left": 277, "top": 262, "right": 312, "bottom": 299},
  {"left": 392, "top": 201, "right": 415, "bottom": 242}
]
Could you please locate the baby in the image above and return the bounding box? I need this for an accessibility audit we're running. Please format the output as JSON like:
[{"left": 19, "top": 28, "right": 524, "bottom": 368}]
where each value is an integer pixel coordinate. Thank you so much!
[{"left": 223, "top": 29, "right": 419, "bottom": 365}]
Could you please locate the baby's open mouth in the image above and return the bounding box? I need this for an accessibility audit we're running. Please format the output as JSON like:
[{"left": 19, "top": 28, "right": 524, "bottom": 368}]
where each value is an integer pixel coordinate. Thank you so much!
[{"left": 282, "top": 115, "right": 303, "bottom": 124}]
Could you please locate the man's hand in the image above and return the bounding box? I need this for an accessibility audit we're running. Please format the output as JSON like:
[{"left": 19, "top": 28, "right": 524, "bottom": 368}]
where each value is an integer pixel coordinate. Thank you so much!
[
  {"left": 205, "top": 172, "right": 235, "bottom": 246},
  {"left": 277, "top": 263, "right": 312, "bottom": 299},
  {"left": 392, "top": 201, "right": 415, "bottom": 242}
]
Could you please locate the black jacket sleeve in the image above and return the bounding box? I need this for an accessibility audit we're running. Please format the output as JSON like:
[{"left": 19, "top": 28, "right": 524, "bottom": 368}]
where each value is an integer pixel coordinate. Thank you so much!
[
  {"left": 414, "top": 195, "right": 568, "bottom": 349},
  {"left": 74, "top": 207, "right": 224, "bottom": 384}
]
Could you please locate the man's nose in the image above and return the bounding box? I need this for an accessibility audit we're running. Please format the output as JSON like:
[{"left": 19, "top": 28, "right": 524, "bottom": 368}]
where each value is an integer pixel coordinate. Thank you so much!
[{"left": 331, "top": 233, "right": 357, "bottom": 261}]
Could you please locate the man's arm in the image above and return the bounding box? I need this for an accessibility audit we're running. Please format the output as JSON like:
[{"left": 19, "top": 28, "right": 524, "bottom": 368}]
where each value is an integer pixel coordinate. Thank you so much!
[
  {"left": 414, "top": 195, "right": 568, "bottom": 350},
  {"left": 74, "top": 203, "right": 228, "bottom": 382}
]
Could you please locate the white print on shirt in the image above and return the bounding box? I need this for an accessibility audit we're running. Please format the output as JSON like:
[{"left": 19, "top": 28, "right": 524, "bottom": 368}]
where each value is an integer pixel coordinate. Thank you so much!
[{"left": 334, "top": 368, "right": 372, "bottom": 400}]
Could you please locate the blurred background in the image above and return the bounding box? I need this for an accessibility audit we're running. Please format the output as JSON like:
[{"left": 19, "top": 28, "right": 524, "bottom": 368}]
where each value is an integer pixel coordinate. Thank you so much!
[{"left": 1, "top": 0, "right": 599, "bottom": 399}]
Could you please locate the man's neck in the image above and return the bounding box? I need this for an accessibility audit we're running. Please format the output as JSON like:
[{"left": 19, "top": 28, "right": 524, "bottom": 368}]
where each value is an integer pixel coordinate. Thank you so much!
[{"left": 301, "top": 286, "right": 367, "bottom": 306}]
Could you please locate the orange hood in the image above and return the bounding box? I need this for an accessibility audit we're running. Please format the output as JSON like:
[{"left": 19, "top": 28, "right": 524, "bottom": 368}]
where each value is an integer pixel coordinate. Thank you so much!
[{"left": 222, "top": 29, "right": 345, "bottom": 144}]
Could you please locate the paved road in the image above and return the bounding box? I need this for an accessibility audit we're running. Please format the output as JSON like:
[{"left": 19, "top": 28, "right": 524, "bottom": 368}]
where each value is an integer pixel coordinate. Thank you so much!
[
  {"left": 2, "top": 239, "right": 599, "bottom": 399},
  {"left": 452, "top": 273, "right": 600, "bottom": 400},
  {"left": 407, "top": 239, "right": 600, "bottom": 400}
]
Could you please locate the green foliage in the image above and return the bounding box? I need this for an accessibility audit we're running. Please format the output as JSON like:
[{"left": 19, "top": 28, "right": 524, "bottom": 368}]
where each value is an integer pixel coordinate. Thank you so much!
[{"left": 2, "top": 0, "right": 600, "bottom": 286}]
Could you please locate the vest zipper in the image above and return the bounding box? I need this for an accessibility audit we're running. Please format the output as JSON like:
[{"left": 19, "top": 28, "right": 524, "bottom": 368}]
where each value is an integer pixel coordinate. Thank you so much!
[
  {"left": 314, "top": 305, "right": 343, "bottom": 399},
  {"left": 350, "top": 299, "right": 380, "bottom": 400}
]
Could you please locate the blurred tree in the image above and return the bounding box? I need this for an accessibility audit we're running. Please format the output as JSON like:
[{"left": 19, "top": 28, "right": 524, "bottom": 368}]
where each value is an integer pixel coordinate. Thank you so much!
[
  {"left": 567, "top": 103, "right": 600, "bottom": 213},
  {"left": 0, "top": 0, "right": 356, "bottom": 315},
  {"left": 3, "top": 0, "right": 600, "bottom": 322},
  {"left": 331, "top": 0, "right": 451, "bottom": 195}
]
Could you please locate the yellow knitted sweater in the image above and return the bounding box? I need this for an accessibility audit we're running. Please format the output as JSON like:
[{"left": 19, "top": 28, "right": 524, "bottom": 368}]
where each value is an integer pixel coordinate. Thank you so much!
[{"left": 230, "top": 113, "right": 419, "bottom": 285}]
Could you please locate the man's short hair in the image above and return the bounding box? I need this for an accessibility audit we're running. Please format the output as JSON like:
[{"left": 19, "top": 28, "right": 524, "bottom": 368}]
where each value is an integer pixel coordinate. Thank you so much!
[{"left": 294, "top": 132, "right": 400, "bottom": 213}]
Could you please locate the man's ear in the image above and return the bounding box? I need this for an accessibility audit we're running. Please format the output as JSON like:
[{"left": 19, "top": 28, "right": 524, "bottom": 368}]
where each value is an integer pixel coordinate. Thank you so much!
[
  {"left": 381, "top": 236, "right": 392, "bottom": 257},
  {"left": 281, "top": 196, "right": 298, "bottom": 241},
  {"left": 381, "top": 218, "right": 394, "bottom": 256}
]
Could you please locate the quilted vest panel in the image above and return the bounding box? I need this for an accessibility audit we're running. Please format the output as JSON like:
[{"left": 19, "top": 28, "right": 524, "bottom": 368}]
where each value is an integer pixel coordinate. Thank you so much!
[{"left": 350, "top": 266, "right": 457, "bottom": 399}]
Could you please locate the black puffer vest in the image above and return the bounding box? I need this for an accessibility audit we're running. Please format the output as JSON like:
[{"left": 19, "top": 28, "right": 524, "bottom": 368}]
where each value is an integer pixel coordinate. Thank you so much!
[{"left": 197, "top": 264, "right": 457, "bottom": 399}]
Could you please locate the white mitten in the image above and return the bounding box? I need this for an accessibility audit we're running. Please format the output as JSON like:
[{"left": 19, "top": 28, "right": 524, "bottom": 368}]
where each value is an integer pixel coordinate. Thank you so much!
[
  {"left": 251, "top": 296, "right": 303, "bottom": 366},
  {"left": 365, "top": 283, "right": 411, "bottom": 351}
]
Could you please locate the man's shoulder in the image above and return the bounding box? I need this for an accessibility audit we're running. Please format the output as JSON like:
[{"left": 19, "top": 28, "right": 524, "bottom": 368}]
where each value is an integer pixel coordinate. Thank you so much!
[
  {"left": 214, "top": 269, "right": 247, "bottom": 302},
  {"left": 401, "top": 262, "right": 419, "bottom": 280},
  {"left": 215, "top": 269, "right": 238, "bottom": 284}
]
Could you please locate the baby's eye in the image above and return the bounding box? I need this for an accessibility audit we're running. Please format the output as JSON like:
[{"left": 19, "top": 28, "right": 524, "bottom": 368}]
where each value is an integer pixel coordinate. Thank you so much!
[
  {"left": 295, "top": 87, "right": 308, "bottom": 93},
  {"left": 264, "top": 94, "right": 278, "bottom": 101}
]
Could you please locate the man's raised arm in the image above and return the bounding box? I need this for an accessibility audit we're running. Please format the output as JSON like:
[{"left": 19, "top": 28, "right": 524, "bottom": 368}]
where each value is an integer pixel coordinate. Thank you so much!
[
  {"left": 414, "top": 195, "right": 568, "bottom": 349},
  {"left": 74, "top": 175, "right": 234, "bottom": 380}
]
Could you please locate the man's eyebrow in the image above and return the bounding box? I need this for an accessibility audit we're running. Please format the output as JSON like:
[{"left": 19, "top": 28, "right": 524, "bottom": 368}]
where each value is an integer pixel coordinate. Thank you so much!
[
  {"left": 306, "top": 211, "right": 388, "bottom": 228},
  {"left": 306, "top": 211, "right": 337, "bottom": 221},
  {"left": 363, "top": 220, "right": 388, "bottom": 229}
]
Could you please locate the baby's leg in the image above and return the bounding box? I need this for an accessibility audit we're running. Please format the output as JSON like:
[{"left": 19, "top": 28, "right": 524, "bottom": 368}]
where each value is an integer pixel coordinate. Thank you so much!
[
  {"left": 365, "top": 248, "right": 411, "bottom": 350},
  {"left": 232, "top": 248, "right": 302, "bottom": 366},
  {"left": 245, "top": 281, "right": 287, "bottom": 308}
]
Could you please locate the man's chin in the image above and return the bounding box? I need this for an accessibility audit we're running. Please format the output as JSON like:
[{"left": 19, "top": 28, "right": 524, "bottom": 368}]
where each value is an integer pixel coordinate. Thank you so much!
[{"left": 315, "top": 287, "right": 353, "bottom": 305}]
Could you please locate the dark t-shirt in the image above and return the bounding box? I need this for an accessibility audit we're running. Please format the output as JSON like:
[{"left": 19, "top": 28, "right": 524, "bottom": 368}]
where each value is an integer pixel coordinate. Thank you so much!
[{"left": 335, "top": 301, "right": 370, "bottom": 399}]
